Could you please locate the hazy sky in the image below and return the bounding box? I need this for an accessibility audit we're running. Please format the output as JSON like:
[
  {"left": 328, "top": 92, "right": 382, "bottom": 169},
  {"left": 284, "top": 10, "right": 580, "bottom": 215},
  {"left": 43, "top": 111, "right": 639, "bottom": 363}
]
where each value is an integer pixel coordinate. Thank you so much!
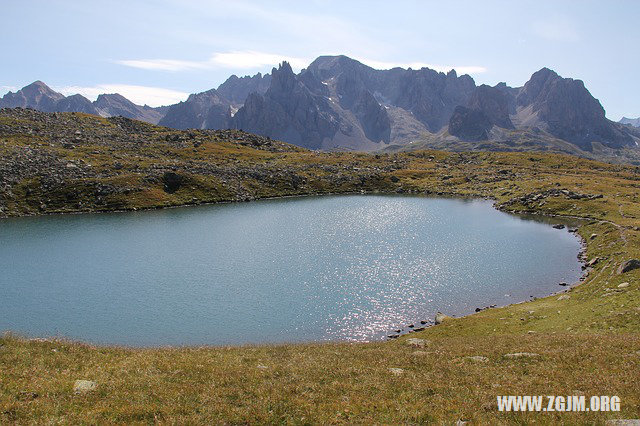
[{"left": 1, "top": 0, "right": 638, "bottom": 119}]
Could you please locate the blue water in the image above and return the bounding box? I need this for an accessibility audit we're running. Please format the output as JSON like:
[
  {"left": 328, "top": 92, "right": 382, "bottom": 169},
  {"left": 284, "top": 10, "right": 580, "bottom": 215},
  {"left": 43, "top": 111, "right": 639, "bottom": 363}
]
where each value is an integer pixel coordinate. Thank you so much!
[{"left": 0, "top": 195, "right": 582, "bottom": 346}]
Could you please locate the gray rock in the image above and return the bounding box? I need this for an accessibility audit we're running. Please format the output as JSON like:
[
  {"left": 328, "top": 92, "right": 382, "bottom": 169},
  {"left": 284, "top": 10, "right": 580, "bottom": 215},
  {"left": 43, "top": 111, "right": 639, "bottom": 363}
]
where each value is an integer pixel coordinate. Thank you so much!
[
  {"left": 557, "top": 295, "right": 570, "bottom": 300},
  {"left": 406, "top": 338, "right": 428, "bottom": 348},
  {"left": 465, "top": 356, "right": 489, "bottom": 363},
  {"left": 618, "top": 282, "right": 630, "bottom": 288},
  {"left": 504, "top": 352, "right": 539, "bottom": 358},
  {"left": 73, "top": 380, "right": 97, "bottom": 394},
  {"left": 618, "top": 259, "right": 640, "bottom": 274},
  {"left": 605, "top": 420, "right": 640, "bottom": 425},
  {"left": 388, "top": 368, "right": 404, "bottom": 376},
  {"left": 435, "top": 312, "right": 451, "bottom": 325}
]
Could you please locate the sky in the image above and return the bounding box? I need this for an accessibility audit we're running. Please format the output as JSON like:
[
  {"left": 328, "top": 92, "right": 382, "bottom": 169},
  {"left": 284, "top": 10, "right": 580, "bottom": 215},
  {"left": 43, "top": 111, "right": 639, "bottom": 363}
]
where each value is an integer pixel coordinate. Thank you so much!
[{"left": 1, "top": 0, "right": 638, "bottom": 120}]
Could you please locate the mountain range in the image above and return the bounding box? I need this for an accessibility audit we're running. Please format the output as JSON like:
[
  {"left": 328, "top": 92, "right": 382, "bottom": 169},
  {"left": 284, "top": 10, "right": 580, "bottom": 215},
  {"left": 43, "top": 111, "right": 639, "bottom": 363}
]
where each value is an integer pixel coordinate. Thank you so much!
[
  {"left": 619, "top": 116, "right": 640, "bottom": 127},
  {"left": 0, "top": 81, "right": 168, "bottom": 124},
  {"left": 2, "top": 55, "right": 639, "bottom": 158}
]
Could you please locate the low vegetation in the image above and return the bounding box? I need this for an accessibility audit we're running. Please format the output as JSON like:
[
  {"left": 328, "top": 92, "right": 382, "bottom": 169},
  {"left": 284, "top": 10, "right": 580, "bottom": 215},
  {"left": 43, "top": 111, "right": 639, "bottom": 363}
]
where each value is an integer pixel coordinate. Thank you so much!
[{"left": 1, "top": 109, "right": 639, "bottom": 423}]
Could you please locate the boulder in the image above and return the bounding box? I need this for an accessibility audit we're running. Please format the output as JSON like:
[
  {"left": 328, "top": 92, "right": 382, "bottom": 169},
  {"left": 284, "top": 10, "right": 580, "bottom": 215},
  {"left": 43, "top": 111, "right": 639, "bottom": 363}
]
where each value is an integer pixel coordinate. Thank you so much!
[
  {"left": 406, "top": 338, "right": 428, "bottom": 348},
  {"left": 73, "top": 380, "right": 97, "bottom": 394},
  {"left": 162, "top": 171, "right": 183, "bottom": 194},
  {"left": 618, "top": 259, "right": 640, "bottom": 274},
  {"left": 434, "top": 312, "right": 451, "bottom": 325}
]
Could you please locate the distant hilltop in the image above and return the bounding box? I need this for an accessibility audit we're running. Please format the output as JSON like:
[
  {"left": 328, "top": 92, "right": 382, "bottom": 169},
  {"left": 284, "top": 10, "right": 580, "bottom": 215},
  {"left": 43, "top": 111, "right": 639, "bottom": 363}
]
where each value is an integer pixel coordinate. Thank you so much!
[
  {"left": 619, "top": 116, "right": 640, "bottom": 127},
  {"left": 2, "top": 55, "right": 639, "bottom": 157}
]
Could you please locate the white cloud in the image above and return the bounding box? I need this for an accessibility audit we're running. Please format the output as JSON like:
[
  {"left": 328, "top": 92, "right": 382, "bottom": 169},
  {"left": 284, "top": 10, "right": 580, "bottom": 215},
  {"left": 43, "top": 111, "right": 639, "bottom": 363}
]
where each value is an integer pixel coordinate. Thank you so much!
[
  {"left": 55, "top": 84, "right": 189, "bottom": 107},
  {"left": 117, "top": 50, "right": 486, "bottom": 76},
  {"left": 0, "top": 85, "right": 17, "bottom": 95},
  {"left": 116, "top": 50, "right": 309, "bottom": 72},
  {"left": 532, "top": 16, "right": 580, "bottom": 42}
]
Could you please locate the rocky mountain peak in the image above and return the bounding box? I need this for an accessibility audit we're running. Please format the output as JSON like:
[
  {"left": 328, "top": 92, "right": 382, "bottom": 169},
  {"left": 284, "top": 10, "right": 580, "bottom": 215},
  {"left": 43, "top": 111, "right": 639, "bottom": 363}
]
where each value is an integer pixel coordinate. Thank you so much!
[
  {"left": 217, "top": 72, "right": 271, "bottom": 105},
  {"left": 516, "top": 67, "right": 560, "bottom": 107}
]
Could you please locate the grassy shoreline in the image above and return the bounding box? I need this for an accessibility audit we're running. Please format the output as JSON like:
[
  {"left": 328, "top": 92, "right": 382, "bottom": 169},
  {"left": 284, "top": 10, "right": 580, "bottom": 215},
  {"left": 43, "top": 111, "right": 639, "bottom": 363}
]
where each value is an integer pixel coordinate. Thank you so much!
[{"left": 1, "top": 111, "right": 639, "bottom": 423}]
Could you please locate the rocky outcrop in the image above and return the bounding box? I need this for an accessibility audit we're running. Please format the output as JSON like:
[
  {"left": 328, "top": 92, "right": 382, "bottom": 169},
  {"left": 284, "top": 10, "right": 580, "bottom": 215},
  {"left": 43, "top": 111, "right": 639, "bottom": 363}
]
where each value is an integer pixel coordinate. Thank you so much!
[
  {"left": 232, "top": 62, "right": 340, "bottom": 150},
  {"left": 449, "top": 84, "right": 514, "bottom": 141},
  {"left": 514, "top": 68, "right": 633, "bottom": 150},
  {"left": 159, "top": 89, "right": 231, "bottom": 130},
  {"left": 467, "top": 85, "right": 514, "bottom": 130},
  {"left": 448, "top": 106, "right": 492, "bottom": 141},
  {"left": 618, "top": 259, "right": 640, "bottom": 274}
]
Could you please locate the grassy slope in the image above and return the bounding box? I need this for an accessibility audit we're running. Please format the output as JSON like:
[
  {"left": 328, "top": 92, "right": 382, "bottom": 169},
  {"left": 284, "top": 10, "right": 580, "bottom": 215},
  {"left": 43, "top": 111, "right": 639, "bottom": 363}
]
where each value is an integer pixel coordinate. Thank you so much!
[{"left": 1, "top": 112, "right": 639, "bottom": 423}]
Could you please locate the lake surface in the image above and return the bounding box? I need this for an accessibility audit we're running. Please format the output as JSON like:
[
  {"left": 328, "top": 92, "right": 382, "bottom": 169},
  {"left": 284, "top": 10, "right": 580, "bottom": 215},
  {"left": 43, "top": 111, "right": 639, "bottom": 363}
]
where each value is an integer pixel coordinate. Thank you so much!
[{"left": 0, "top": 195, "right": 582, "bottom": 346}]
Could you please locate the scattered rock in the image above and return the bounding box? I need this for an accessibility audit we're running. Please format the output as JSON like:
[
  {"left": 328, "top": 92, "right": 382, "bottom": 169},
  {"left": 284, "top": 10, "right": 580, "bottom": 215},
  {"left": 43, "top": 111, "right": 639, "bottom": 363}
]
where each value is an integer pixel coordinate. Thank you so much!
[
  {"left": 552, "top": 224, "right": 565, "bottom": 229},
  {"left": 618, "top": 259, "right": 640, "bottom": 274},
  {"left": 73, "top": 380, "right": 97, "bottom": 394},
  {"left": 465, "top": 356, "right": 489, "bottom": 363},
  {"left": 558, "top": 282, "right": 568, "bottom": 286},
  {"left": 257, "top": 365, "right": 268, "bottom": 370},
  {"left": 162, "top": 171, "right": 184, "bottom": 194},
  {"left": 590, "top": 233, "right": 598, "bottom": 240},
  {"left": 387, "top": 334, "right": 399, "bottom": 339},
  {"left": 389, "top": 368, "right": 404, "bottom": 376},
  {"left": 434, "top": 312, "right": 451, "bottom": 325},
  {"left": 504, "top": 352, "right": 539, "bottom": 358},
  {"left": 605, "top": 420, "right": 640, "bottom": 425},
  {"left": 557, "top": 295, "right": 571, "bottom": 300},
  {"left": 406, "top": 338, "right": 428, "bottom": 348},
  {"left": 587, "top": 257, "right": 600, "bottom": 267},
  {"left": 618, "top": 282, "right": 630, "bottom": 289},
  {"left": 16, "top": 391, "right": 39, "bottom": 401}
]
